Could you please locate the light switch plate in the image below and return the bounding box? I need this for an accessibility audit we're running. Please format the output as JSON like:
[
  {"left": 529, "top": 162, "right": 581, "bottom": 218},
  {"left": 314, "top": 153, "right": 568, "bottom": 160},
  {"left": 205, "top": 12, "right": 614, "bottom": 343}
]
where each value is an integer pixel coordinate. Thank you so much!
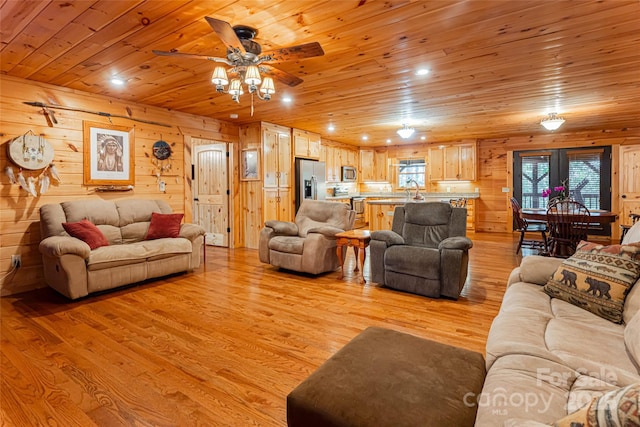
[
  {"left": 159, "top": 181, "right": 166, "bottom": 192},
  {"left": 502, "top": 187, "right": 510, "bottom": 192}
]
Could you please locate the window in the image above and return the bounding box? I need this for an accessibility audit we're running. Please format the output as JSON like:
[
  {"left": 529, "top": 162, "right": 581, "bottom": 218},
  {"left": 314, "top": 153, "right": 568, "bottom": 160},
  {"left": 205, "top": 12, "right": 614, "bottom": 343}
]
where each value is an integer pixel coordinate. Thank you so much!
[
  {"left": 397, "top": 158, "right": 425, "bottom": 188},
  {"left": 519, "top": 153, "right": 552, "bottom": 209},
  {"left": 567, "top": 150, "right": 603, "bottom": 210},
  {"left": 513, "top": 146, "right": 611, "bottom": 234}
]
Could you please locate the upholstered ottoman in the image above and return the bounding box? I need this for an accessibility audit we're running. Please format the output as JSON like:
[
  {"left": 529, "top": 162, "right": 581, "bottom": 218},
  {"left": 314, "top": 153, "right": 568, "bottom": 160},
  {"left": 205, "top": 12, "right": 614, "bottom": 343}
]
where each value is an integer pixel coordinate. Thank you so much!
[{"left": 287, "top": 326, "right": 486, "bottom": 427}]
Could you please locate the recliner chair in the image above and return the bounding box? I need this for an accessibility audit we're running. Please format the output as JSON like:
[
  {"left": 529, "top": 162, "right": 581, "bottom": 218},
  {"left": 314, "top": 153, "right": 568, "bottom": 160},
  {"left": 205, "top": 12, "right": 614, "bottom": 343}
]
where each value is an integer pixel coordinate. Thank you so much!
[
  {"left": 370, "top": 202, "right": 473, "bottom": 299},
  {"left": 259, "top": 200, "right": 355, "bottom": 274}
]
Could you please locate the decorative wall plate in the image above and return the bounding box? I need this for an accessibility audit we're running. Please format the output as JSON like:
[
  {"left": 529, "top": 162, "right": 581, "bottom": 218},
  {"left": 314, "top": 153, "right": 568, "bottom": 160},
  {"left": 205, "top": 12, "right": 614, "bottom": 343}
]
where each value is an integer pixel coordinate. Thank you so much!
[{"left": 7, "top": 133, "right": 54, "bottom": 170}]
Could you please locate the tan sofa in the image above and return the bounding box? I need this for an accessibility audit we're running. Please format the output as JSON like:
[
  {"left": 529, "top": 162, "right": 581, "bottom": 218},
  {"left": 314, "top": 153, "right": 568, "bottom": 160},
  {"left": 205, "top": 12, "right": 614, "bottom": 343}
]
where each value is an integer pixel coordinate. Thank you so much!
[
  {"left": 475, "top": 252, "right": 640, "bottom": 425},
  {"left": 259, "top": 200, "right": 355, "bottom": 275},
  {"left": 39, "top": 199, "right": 205, "bottom": 300}
]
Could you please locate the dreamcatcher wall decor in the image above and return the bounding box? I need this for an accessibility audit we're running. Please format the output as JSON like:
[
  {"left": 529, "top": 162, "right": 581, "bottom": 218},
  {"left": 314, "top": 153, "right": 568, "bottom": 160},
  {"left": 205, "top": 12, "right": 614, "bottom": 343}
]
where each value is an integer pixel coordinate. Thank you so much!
[
  {"left": 151, "top": 140, "right": 173, "bottom": 182},
  {"left": 4, "top": 130, "right": 61, "bottom": 196}
]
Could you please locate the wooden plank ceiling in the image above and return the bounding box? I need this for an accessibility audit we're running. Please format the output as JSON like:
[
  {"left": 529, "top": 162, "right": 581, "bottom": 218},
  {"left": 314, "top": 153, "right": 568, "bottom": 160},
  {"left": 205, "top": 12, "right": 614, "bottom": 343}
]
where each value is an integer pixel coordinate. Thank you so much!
[{"left": 1, "top": 0, "right": 639, "bottom": 146}]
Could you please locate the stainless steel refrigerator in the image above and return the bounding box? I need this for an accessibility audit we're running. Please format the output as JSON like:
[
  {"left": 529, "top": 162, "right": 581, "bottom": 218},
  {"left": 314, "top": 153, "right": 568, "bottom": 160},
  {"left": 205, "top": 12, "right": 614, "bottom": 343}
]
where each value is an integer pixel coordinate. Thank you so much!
[{"left": 295, "top": 158, "right": 326, "bottom": 212}]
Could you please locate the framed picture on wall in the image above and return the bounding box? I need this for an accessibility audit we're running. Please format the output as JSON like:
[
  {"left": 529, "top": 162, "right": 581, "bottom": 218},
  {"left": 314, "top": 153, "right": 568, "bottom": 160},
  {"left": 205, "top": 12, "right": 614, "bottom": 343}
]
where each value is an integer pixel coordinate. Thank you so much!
[
  {"left": 83, "top": 121, "right": 135, "bottom": 185},
  {"left": 241, "top": 148, "right": 260, "bottom": 181}
]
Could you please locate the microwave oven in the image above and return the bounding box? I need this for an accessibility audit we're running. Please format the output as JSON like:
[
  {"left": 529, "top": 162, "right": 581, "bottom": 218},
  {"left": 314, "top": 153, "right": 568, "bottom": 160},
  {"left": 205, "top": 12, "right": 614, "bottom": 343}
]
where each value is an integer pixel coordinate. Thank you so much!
[{"left": 342, "top": 166, "right": 357, "bottom": 182}]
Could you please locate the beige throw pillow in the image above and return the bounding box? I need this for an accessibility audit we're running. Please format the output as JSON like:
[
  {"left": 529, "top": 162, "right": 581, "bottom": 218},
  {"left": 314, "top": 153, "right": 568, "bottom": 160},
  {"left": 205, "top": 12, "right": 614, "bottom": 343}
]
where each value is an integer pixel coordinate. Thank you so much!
[{"left": 543, "top": 241, "right": 640, "bottom": 323}]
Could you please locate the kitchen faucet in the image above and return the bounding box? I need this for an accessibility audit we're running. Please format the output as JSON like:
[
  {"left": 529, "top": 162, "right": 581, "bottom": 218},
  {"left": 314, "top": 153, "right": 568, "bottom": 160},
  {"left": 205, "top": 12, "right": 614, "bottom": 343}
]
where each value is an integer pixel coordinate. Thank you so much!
[{"left": 406, "top": 179, "right": 424, "bottom": 200}]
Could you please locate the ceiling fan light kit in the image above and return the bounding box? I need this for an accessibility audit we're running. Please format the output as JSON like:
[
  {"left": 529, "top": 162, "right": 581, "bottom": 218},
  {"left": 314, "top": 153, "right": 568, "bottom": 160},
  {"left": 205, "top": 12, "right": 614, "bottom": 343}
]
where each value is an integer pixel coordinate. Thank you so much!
[
  {"left": 154, "top": 16, "right": 323, "bottom": 110},
  {"left": 540, "top": 112, "right": 565, "bottom": 131},
  {"left": 397, "top": 124, "right": 416, "bottom": 139}
]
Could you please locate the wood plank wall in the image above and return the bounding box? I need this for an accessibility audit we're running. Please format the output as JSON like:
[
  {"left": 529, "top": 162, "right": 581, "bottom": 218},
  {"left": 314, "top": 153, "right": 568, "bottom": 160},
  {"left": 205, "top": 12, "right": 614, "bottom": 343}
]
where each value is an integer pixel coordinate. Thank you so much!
[{"left": 0, "top": 75, "right": 238, "bottom": 296}]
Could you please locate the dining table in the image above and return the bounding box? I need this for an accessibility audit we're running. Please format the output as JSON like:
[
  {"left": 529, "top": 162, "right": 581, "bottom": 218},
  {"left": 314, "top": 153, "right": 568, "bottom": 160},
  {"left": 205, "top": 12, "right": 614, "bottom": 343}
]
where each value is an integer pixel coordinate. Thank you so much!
[
  {"left": 520, "top": 208, "right": 618, "bottom": 257},
  {"left": 520, "top": 208, "right": 618, "bottom": 224}
]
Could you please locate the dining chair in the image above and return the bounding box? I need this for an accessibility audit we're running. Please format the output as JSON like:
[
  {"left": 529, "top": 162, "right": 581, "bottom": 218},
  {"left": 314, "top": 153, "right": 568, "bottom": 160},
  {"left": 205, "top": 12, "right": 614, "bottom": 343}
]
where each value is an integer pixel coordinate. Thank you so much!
[
  {"left": 509, "top": 197, "right": 548, "bottom": 254},
  {"left": 546, "top": 199, "right": 590, "bottom": 258},
  {"left": 620, "top": 213, "right": 640, "bottom": 243}
]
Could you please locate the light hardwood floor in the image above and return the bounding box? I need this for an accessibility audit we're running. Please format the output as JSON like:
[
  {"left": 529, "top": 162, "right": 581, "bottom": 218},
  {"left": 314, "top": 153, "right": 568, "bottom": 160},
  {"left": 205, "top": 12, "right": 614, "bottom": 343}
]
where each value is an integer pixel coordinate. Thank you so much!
[{"left": 2, "top": 232, "right": 532, "bottom": 426}]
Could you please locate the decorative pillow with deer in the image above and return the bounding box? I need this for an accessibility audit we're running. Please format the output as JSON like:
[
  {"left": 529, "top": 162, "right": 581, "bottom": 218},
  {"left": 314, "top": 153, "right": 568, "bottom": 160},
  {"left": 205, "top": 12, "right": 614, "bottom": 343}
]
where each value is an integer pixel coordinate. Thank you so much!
[{"left": 543, "top": 241, "right": 640, "bottom": 323}]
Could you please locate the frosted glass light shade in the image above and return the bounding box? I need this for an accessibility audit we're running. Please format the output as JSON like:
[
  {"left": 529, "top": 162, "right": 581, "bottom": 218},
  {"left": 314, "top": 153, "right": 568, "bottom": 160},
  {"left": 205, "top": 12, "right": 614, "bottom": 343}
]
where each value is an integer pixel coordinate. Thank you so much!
[
  {"left": 541, "top": 113, "right": 565, "bottom": 131},
  {"left": 397, "top": 124, "right": 415, "bottom": 139}
]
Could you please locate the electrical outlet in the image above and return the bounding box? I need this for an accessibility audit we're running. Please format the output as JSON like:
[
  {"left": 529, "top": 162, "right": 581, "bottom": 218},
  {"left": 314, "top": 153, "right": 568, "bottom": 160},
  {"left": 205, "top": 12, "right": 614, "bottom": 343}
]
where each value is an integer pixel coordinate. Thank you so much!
[
  {"left": 11, "top": 255, "right": 21, "bottom": 268},
  {"left": 159, "top": 181, "right": 166, "bottom": 192}
]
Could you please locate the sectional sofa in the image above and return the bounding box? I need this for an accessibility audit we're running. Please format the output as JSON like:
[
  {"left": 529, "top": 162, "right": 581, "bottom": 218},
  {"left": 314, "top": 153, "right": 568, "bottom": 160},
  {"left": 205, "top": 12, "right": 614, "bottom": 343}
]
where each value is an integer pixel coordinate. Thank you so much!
[{"left": 475, "top": 226, "right": 640, "bottom": 425}]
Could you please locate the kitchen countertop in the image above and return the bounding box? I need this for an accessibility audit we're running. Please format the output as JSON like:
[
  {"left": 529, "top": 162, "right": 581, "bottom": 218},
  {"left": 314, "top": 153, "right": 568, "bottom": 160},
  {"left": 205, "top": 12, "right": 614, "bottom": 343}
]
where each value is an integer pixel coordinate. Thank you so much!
[{"left": 326, "top": 192, "right": 479, "bottom": 202}]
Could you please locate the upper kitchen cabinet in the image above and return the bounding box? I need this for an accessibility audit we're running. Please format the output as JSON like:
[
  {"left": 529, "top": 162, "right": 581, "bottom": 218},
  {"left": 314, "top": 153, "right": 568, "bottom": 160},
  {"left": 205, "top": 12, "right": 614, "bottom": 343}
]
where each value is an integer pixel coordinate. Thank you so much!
[
  {"left": 344, "top": 149, "right": 358, "bottom": 168},
  {"left": 428, "top": 143, "right": 476, "bottom": 181},
  {"left": 321, "top": 144, "right": 360, "bottom": 183},
  {"left": 263, "top": 123, "right": 292, "bottom": 188},
  {"left": 321, "top": 145, "right": 339, "bottom": 182},
  {"left": 293, "top": 128, "right": 320, "bottom": 159},
  {"left": 360, "top": 149, "right": 388, "bottom": 182}
]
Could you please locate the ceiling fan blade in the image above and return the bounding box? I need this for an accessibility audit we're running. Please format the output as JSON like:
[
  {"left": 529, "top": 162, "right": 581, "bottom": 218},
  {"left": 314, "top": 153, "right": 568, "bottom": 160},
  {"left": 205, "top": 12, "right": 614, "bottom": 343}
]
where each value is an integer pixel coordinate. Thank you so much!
[
  {"left": 261, "top": 64, "right": 304, "bottom": 87},
  {"left": 205, "top": 16, "right": 246, "bottom": 55},
  {"left": 261, "top": 42, "right": 325, "bottom": 62},
  {"left": 152, "top": 50, "right": 230, "bottom": 64}
]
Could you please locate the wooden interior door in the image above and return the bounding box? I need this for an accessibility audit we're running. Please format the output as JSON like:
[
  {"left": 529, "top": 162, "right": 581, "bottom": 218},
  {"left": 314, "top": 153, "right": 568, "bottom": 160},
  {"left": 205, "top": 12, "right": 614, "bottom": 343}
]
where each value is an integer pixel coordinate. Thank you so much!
[
  {"left": 620, "top": 144, "right": 640, "bottom": 224},
  {"left": 194, "top": 143, "right": 229, "bottom": 247}
]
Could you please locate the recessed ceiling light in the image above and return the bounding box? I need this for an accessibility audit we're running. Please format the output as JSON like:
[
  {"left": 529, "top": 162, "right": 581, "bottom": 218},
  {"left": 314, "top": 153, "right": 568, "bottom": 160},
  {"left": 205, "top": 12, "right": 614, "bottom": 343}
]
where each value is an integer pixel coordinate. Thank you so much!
[
  {"left": 420, "top": 136, "right": 426, "bottom": 140},
  {"left": 416, "top": 68, "right": 430, "bottom": 76},
  {"left": 362, "top": 135, "right": 368, "bottom": 141},
  {"left": 328, "top": 124, "right": 335, "bottom": 131},
  {"left": 282, "top": 96, "right": 292, "bottom": 103},
  {"left": 110, "top": 77, "right": 125, "bottom": 86},
  {"left": 386, "top": 139, "right": 391, "bottom": 144},
  {"left": 229, "top": 113, "right": 238, "bottom": 119}
]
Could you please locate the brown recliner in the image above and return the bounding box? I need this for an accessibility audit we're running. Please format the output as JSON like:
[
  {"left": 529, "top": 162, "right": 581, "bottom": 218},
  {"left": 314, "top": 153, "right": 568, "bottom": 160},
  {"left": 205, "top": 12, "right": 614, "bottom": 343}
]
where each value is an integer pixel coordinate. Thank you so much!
[
  {"left": 370, "top": 202, "right": 473, "bottom": 299},
  {"left": 259, "top": 200, "right": 355, "bottom": 274}
]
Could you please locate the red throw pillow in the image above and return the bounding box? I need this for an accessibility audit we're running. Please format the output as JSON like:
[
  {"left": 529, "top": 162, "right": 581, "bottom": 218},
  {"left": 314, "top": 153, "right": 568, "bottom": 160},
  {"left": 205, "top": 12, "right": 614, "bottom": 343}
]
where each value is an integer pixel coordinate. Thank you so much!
[
  {"left": 146, "top": 212, "right": 184, "bottom": 240},
  {"left": 62, "top": 219, "right": 109, "bottom": 250}
]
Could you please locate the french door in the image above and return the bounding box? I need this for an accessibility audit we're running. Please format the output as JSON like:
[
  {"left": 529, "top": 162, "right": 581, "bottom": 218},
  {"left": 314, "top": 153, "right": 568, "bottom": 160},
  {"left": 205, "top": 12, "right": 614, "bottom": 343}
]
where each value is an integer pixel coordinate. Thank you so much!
[{"left": 513, "top": 146, "right": 611, "bottom": 235}]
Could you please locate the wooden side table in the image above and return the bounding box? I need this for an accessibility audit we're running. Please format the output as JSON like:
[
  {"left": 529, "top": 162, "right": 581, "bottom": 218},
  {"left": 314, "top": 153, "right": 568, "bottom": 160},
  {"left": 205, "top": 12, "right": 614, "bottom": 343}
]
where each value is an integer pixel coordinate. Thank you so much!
[{"left": 335, "top": 230, "right": 371, "bottom": 284}]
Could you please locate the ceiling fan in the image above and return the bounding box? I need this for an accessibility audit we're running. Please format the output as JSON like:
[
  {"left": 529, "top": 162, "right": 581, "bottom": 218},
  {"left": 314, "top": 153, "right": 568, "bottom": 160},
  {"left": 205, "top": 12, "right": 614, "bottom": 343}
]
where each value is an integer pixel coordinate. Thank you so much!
[{"left": 152, "top": 16, "right": 324, "bottom": 88}]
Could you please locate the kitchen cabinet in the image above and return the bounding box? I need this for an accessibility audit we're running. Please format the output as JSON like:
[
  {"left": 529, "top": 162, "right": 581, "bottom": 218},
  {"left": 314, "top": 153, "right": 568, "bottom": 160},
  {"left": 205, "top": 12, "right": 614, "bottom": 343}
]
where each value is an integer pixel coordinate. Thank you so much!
[
  {"left": 428, "top": 143, "right": 476, "bottom": 181},
  {"left": 322, "top": 145, "right": 339, "bottom": 182},
  {"left": 374, "top": 150, "right": 388, "bottom": 181},
  {"left": 263, "top": 123, "right": 291, "bottom": 188},
  {"left": 360, "top": 150, "right": 374, "bottom": 181},
  {"left": 344, "top": 149, "right": 358, "bottom": 167},
  {"left": 264, "top": 187, "right": 292, "bottom": 222},
  {"left": 262, "top": 123, "right": 293, "bottom": 222},
  {"left": 368, "top": 202, "right": 405, "bottom": 231},
  {"left": 321, "top": 145, "right": 360, "bottom": 183},
  {"left": 360, "top": 149, "right": 388, "bottom": 182},
  {"left": 293, "top": 128, "right": 320, "bottom": 159}
]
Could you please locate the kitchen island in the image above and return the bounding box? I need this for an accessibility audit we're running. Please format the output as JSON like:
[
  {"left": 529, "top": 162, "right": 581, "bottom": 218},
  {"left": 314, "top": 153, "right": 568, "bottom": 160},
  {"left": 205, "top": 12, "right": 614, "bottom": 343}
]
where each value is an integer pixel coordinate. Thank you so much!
[{"left": 366, "top": 193, "right": 479, "bottom": 231}]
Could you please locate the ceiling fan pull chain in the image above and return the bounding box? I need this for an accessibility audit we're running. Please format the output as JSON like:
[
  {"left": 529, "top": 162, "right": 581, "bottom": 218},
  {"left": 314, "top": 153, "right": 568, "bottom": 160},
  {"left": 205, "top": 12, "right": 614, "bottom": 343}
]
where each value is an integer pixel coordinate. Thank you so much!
[{"left": 252, "top": 92, "right": 256, "bottom": 117}]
